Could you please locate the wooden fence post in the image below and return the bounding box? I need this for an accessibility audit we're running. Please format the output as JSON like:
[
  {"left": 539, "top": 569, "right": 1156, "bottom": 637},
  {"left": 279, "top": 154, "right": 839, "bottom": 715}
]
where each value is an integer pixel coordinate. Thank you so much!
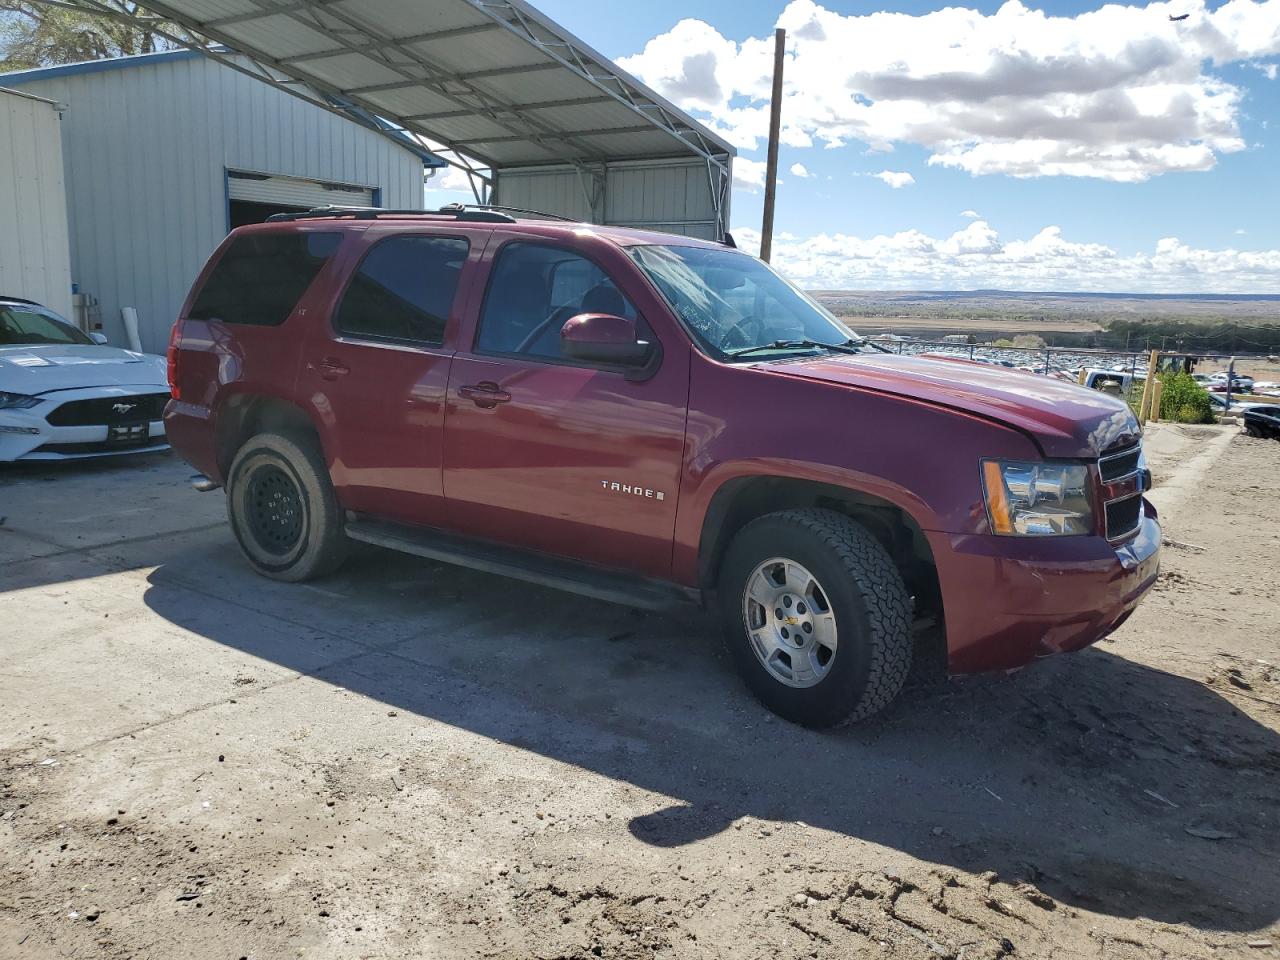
[{"left": 1137, "top": 351, "right": 1160, "bottom": 425}]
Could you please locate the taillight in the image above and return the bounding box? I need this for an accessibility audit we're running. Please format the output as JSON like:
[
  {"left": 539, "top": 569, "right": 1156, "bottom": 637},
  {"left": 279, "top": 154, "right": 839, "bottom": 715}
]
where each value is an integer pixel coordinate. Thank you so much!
[{"left": 166, "top": 319, "right": 184, "bottom": 401}]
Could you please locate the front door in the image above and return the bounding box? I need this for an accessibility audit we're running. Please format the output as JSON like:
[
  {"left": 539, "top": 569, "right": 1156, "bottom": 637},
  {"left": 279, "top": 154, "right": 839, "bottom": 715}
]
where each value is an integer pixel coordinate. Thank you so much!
[
  {"left": 442, "top": 239, "right": 689, "bottom": 580},
  {"left": 300, "top": 230, "right": 481, "bottom": 526}
]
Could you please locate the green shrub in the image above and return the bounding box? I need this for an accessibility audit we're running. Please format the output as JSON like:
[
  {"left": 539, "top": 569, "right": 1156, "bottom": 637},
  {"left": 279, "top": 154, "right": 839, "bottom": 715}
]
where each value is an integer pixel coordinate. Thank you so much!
[{"left": 1158, "top": 372, "right": 1215, "bottom": 424}]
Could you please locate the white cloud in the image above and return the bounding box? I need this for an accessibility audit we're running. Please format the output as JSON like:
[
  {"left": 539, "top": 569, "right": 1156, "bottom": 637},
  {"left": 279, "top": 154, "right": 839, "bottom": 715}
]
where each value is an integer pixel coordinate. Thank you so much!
[
  {"left": 733, "top": 157, "right": 768, "bottom": 191},
  {"left": 1255, "top": 61, "right": 1279, "bottom": 79},
  {"left": 790, "top": 162, "right": 812, "bottom": 178},
  {"left": 618, "top": 0, "right": 1280, "bottom": 182},
  {"left": 960, "top": 209, "right": 981, "bottom": 219},
  {"left": 1236, "top": 228, "right": 1248, "bottom": 234},
  {"left": 729, "top": 220, "right": 1280, "bottom": 293},
  {"left": 872, "top": 170, "right": 915, "bottom": 188},
  {"left": 426, "top": 165, "right": 476, "bottom": 193}
]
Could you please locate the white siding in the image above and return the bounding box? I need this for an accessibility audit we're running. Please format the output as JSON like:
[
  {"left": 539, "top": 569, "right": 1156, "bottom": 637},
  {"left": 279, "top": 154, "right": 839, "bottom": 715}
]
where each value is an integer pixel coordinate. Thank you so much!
[
  {"left": 5, "top": 54, "right": 425, "bottom": 352},
  {"left": 495, "top": 158, "right": 723, "bottom": 241},
  {"left": 0, "top": 87, "right": 73, "bottom": 320}
]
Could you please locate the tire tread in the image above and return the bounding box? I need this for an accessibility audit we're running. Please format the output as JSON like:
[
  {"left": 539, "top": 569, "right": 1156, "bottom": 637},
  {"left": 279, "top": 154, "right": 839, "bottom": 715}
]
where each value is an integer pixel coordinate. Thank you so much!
[{"left": 729, "top": 508, "right": 913, "bottom": 725}]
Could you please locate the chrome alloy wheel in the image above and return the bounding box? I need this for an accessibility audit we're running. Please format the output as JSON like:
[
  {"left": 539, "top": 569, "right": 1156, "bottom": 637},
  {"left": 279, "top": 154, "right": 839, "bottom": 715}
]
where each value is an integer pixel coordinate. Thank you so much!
[{"left": 742, "top": 557, "right": 838, "bottom": 688}]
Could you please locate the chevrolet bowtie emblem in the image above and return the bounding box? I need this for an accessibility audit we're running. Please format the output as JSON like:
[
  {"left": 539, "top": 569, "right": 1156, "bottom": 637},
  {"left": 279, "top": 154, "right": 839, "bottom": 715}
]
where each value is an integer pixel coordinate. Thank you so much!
[{"left": 783, "top": 616, "right": 801, "bottom": 626}]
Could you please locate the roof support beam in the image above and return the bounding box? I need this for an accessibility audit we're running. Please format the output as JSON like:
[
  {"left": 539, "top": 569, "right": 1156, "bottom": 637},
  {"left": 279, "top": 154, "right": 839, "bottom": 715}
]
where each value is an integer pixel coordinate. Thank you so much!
[
  {"left": 254, "top": 0, "right": 606, "bottom": 166},
  {"left": 453, "top": 61, "right": 559, "bottom": 80},
  {"left": 454, "top": 123, "right": 653, "bottom": 146},
  {"left": 404, "top": 94, "right": 612, "bottom": 122},
  {"left": 278, "top": 22, "right": 502, "bottom": 65},
  {"left": 463, "top": 0, "right": 733, "bottom": 176}
]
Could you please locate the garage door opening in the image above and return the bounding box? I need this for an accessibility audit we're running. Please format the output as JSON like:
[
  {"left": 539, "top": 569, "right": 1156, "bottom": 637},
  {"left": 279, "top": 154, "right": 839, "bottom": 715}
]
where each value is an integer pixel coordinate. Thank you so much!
[{"left": 226, "top": 170, "right": 377, "bottom": 230}]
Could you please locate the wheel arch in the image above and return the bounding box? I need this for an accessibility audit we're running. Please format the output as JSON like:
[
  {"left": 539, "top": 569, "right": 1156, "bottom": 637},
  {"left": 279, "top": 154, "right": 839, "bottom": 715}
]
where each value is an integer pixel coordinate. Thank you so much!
[
  {"left": 214, "top": 392, "right": 325, "bottom": 481},
  {"left": 697, "top": 475, "right": 944, "bottom": 648}
]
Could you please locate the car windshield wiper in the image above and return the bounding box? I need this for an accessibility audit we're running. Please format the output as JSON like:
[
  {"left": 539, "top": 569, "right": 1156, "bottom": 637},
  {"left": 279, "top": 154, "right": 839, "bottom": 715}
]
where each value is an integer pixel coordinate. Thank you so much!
[{"left": 725, "top": 339, "right": 864, "bottom": 360}]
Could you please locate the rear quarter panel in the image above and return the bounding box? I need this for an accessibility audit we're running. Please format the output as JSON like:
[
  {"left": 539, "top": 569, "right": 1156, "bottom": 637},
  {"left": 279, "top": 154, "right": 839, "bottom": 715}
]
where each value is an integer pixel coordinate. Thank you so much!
[{"left": 165, "top": 225, "right": 358, "bottom": 482}]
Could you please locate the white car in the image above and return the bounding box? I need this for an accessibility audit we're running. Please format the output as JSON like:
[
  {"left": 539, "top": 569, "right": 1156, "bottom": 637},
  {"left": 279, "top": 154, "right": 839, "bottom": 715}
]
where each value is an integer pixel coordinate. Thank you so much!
[{"left": 0, "top": 297, "right": 169, "bottom": 462}]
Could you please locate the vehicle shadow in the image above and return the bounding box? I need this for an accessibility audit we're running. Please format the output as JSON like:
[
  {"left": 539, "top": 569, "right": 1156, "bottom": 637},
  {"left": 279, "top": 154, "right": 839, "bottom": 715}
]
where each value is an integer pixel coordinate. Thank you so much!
[{"left": 141, "top": 542, "right": 1280, "bottom": 933}]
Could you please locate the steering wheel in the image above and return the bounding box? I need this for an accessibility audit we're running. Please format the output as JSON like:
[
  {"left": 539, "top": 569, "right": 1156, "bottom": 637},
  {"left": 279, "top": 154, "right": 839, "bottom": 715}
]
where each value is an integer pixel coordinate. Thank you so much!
[
  {"left": 515, "top": 304, "right": 577, "bottom": 355},
  {"left": 717, "top": 313, "right": 758, "bottom": 351}
]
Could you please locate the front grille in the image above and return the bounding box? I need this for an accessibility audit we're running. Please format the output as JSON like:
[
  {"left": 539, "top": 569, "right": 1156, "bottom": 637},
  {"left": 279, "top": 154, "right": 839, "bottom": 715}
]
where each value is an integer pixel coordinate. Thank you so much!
[
  {"left": 1098, "top": 441, "right": 1144, "bottom": 541},
  {"left": 46, "top": 392, "right": 170, "bottom": 427},
  {"left": 1099, "top": 445, "right": 1141, "bottom": 482},
  {"left": 1105, "top": 495, "right": 1142, "bottom": 541}
]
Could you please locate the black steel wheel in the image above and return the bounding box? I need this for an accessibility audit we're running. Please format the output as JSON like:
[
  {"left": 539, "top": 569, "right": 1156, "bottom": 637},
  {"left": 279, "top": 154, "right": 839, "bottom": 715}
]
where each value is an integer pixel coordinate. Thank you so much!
[{"left": 227, "top": 430, "right": 348, "bottom": 582}]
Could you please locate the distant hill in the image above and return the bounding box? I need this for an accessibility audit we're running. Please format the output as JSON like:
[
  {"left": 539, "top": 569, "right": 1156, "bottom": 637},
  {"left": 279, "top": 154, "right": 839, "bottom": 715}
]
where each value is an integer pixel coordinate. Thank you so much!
[{"left": 810, "top": 289, "right": 1280, "bottom": 351}]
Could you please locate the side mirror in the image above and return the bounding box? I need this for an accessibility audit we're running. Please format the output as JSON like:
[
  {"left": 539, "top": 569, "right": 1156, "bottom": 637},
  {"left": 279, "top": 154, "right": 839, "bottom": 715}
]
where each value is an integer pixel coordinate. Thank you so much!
[
  {"left": 89, "top": 332, "right": 108, "bottom": 345},
  {"left": 560, "top": 313, "right": 650, "bottom": 366}
]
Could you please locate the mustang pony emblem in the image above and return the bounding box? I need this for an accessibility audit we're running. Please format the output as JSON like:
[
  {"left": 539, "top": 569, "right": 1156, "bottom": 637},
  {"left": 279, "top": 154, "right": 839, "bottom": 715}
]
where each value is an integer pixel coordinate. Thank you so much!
[{"left": 112, "top": 402, "right": 137, "bottom": 414}]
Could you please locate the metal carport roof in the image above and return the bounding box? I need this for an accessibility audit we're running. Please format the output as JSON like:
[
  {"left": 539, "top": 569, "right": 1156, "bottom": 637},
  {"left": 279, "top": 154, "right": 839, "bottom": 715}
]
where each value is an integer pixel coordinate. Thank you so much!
[{"left": 49, "top": 0, "right": 734, "bottom": 222}]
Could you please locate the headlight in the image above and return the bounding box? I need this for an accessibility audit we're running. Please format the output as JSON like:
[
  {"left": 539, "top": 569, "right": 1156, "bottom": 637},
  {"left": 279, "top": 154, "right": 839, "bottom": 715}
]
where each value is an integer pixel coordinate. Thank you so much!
[
  {"left": 0, "top": 391, "right": 41, "bottom": 410},
  {"left": 982, "top": 459, "right": 1093, "bottom": 536}
]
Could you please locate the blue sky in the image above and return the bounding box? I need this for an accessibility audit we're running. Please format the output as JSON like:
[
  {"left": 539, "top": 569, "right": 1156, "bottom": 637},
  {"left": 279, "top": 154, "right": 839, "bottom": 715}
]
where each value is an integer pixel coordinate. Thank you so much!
[{"left": 433, "top": 0, "right": 1280, "bottom": 291}]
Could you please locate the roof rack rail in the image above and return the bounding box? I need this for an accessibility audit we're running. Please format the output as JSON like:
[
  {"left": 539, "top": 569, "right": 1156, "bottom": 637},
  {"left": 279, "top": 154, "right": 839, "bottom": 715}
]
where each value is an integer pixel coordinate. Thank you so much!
[
  {"left": 264, "top": 205, "right": 517, "bottom": 224},
  {"left": 447, "top": 203, "right": 577, "bottom": 223}
]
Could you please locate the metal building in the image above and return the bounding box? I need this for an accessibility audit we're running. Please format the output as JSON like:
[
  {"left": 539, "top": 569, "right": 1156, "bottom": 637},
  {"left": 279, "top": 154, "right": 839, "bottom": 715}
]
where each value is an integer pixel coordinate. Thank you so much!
[
  {"left": 49, "top": 0, "right": 736, "bottom": 240},
  {"left": 0, "top": 86, "right": 73, "bottom": 320},
  {"left": 1, "top": 50, "right": 443, "bottom": 352}
]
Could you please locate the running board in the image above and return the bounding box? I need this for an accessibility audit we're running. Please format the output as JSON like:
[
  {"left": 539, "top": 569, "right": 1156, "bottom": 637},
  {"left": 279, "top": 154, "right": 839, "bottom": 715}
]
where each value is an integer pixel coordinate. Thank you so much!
[{"left": 344, "top": 518, "right": 700, "bottom": 611}]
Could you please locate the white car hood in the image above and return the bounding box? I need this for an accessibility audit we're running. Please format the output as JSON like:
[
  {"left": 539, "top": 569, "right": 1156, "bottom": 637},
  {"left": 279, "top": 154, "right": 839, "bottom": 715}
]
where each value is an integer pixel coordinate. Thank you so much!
[{"left": 0, "top": 344, "right": 167, "bottom": 394}]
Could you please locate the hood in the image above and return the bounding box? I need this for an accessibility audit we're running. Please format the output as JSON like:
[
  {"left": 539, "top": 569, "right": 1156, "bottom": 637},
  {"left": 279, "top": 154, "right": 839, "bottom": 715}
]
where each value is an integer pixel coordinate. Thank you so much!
[
  {"left": 768, "top": 353, "right": 1140, "bottom": 459},
  {"left": 0, "top": 344, "right": 168, "bottom": 394}
]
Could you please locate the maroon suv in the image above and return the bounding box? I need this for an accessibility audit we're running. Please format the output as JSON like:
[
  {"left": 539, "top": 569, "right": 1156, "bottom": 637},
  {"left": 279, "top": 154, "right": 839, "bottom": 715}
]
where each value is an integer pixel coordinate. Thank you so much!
[{"left": 165, "top": 206, "right": 1160, "bottom": 727}]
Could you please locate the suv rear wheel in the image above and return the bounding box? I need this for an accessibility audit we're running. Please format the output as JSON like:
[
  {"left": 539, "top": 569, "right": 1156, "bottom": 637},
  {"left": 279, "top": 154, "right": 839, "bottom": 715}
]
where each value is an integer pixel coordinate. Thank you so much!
[
  {"left": 226, "top": 431, "right": 348, "bottom": 582},
  {"left": 717, "top": 508, "right": 913, "bottom": 727}
]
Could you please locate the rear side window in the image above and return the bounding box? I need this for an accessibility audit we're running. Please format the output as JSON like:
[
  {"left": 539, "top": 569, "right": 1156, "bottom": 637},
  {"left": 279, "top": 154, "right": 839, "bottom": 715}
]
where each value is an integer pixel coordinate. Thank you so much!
[
  {"left": 334, "top": 236, "right": 469, "bottom": 345},
  {"left": 189, "top": 232, "right": 341, "bottom": 326}
]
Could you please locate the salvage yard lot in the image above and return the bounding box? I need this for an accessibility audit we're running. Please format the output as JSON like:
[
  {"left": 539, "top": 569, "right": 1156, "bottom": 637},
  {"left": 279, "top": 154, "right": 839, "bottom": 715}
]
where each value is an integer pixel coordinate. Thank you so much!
[{"left": 1, "top": 430, "right": 1278, "bottom": 960}]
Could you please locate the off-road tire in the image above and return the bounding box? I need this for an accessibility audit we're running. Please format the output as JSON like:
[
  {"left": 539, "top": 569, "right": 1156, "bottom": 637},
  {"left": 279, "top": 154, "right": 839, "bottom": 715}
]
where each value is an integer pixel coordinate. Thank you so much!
[
  {"left": 226, "top": 430, "right": 348, "bottom": 582},
  {"left": 717, "top": 508, "right": 913, "bottom": 727}
]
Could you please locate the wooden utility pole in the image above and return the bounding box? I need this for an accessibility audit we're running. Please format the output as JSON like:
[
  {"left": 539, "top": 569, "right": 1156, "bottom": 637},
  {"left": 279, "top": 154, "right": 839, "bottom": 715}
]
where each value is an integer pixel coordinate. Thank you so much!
[{"left": 760, "top": 28, "right": 786, "bottom": 263}]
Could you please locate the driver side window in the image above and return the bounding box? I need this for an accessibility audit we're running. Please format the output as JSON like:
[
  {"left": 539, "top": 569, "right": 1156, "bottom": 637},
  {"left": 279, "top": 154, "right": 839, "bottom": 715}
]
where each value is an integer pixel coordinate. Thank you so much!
[{"left": 475, "top": 242, "right": 638, "bottom": 362}]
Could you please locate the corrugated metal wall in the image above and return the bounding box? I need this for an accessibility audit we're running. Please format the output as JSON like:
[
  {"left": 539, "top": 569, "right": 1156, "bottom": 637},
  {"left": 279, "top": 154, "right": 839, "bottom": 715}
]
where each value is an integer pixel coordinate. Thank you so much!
[
  {"left": 0, "top": 88, "right": 73, "bottom": 320},
  {"left": 495, "top": 158, "right": 723, "bottom": 240},
  {"left": 4, "top": 54, "right": 425, "bottom": 353}
]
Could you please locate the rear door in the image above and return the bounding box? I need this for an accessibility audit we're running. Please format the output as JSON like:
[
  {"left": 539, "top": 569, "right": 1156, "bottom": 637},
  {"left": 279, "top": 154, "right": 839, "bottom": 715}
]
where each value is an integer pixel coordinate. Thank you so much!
[
  {"left": 300, "top": 225, "right": 490, "bottom": 526},
  {"left": 441, "top": 236, "right": 690, "bottom": 579}
]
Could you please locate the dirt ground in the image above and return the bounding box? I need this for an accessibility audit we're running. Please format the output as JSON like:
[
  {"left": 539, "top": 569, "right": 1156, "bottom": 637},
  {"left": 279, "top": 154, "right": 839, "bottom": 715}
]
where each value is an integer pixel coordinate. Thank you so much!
[{"left": 1, "top": 426, "right": 1278, "bottom": 960}]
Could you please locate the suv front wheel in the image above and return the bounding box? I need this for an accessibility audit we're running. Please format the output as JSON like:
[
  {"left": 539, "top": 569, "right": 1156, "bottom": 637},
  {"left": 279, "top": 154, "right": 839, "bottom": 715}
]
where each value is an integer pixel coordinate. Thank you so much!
[
  {"left": 226, "top": 431, "right": 348, "bottom": 582},
  {"left": 717, "top": 508, "right": 913, "bottom": 727}
]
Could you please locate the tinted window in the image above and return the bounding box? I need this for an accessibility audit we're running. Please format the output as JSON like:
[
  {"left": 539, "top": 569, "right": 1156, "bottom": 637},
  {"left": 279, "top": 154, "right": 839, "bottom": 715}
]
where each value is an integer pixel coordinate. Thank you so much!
[
  {"left": 189, "top": 232, "right": 341, "bottom": 326},
  {"left": 476, "top": 242, "right": 637, "bottom": 361},
  {"left": 0, "top": 305, "right": 92, "bottom": 346},
  {"left": 335, "top": 236, "right": 468, "bottom": 344}
]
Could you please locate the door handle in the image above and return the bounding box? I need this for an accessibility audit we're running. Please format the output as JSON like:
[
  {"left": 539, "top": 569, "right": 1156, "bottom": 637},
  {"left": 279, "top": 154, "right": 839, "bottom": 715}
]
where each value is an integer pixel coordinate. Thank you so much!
[
  {"left": 458, "top": 382, "right": 512, "bottom": 408},
  {"left": 309, "top": 358, "right": 350, "bottom": 380}
]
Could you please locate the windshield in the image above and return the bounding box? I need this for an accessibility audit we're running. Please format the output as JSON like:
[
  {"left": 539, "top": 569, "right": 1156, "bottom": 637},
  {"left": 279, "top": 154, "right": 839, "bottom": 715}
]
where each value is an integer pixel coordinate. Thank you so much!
[
  {"left": 0, "top": 304, "right": 93, "bottom": 347},
  {"left": 629, "top": 244, "right": 859, "bottom": 360}
]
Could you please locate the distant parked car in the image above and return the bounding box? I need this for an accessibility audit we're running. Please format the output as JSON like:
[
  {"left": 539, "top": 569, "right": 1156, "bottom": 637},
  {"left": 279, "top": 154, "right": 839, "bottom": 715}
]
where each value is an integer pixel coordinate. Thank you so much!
[
  {"left": 1207, "top": 393, "right": 1269, "bottom": 416},
  {"left": 1243, "top": 405, "right": 1280, "bottom": 439},
  {"left": 1207, "top": 372, "right": 1254, "bottom": 392},
  {"left": 0, "top": 296, "right": 169, "bottom": 462}
]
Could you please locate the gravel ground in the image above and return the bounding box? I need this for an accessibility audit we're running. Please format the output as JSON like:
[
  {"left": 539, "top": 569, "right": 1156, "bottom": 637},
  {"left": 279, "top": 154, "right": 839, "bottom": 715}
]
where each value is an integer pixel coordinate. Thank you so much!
[{"left": 0, "top": 425, "right": 1277, "bottom": 960}]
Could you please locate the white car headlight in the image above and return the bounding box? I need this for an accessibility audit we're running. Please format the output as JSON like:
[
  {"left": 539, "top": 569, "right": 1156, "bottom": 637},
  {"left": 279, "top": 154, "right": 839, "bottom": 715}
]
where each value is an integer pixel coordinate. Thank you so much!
[
  {"left": 982, "top": 459, "right": 1093, "bottom": 536},
  {"left": 0, "top": 391, "right": 41, "bottom": 410}
]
